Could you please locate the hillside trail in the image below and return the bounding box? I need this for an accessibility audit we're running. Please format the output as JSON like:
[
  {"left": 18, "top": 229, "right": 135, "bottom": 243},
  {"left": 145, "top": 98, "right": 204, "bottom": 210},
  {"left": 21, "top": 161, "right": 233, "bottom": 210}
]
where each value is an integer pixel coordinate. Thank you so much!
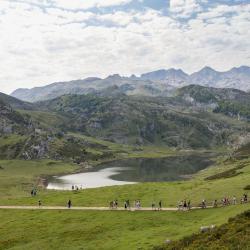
[{"left": 0, "top": 205, "right": 213, "bottom": 211}]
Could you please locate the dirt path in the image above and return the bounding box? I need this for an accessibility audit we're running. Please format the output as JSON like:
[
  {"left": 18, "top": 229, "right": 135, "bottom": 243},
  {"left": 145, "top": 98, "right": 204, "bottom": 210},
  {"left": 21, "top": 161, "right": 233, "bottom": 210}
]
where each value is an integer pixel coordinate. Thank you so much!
[{"left": 0, "top": 205, "right": 209, "bottom": 211}]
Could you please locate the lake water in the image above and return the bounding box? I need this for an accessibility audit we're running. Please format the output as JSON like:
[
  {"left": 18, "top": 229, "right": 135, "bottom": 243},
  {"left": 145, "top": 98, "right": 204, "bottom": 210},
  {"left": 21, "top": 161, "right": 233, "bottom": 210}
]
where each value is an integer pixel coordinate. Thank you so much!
[
  {"left": 47, "top": 153, "right": 215, "bottom": 190},
  {"left": 47, "top": 167, "right": 136, "bottom": 190}
]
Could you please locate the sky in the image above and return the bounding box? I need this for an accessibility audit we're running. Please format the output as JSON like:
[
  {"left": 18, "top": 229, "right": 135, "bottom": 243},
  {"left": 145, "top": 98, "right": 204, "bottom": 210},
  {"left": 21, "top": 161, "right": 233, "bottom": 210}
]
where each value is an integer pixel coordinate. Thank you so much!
[{"left": 0, "top": 0, "right": 249, "bottom": 94}]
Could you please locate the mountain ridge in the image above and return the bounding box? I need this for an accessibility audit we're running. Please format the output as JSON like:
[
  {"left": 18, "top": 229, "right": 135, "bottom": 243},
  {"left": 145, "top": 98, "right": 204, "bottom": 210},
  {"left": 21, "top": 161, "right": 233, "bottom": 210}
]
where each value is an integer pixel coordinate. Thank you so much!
[{"left": 11, "top": 65, "right": 250, "bottom": 102}]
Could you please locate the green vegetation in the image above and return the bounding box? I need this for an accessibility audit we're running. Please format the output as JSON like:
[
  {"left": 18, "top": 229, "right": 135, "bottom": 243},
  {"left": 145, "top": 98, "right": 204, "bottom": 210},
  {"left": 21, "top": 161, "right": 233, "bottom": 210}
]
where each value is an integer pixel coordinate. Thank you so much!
[
  {"left": 155, "top": 210, "right": 250, "bottom": 250},
  {"left": 38, "top": 93, "right": 250, "bottom": 148},
  {"left": 1, "top": 88, "right": 250, "bottom": 249},
  {"left": 0, "top": 155, "right": 249, "bottom": 208},
  {"left": 0, "top": 205, "right": 250, "bottom": 250},
  {"left": 215, "top": 100, "right": 250, "bottom": 119},
  {"left": 204, "top": 162, "right": 247, "bottom": 180},
  {"left": 0, "top": 160, "right": 78, "bottom": 201},
  {"left": 19, "top": 110, "right": 69, "bottom": 131}
]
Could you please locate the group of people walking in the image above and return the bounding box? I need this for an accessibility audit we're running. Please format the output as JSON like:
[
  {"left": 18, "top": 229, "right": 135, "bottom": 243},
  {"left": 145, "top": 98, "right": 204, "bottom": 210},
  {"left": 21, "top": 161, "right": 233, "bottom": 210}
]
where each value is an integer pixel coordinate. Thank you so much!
[
  {"left": 212, "top": 194, "right": 248, "bottom": 208},
  {"left": 107, "top": 194, "right": 248, "bottom": 211},
  {"left": 35, "top": 193, "right": 248, "bottom": 210},
  {"left": 178, "top": 200, "right": 191, "bottom": 210}
]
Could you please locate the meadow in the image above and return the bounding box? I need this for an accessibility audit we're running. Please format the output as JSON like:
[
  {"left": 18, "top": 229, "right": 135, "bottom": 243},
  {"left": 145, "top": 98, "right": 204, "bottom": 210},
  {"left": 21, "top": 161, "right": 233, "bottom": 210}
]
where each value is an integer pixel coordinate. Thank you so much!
[
  {"left": 1, "top": 204, "right": 250, "bottom": 250},
  {"left": 0, "top": 150, "right": 249, "bottom": 249}
]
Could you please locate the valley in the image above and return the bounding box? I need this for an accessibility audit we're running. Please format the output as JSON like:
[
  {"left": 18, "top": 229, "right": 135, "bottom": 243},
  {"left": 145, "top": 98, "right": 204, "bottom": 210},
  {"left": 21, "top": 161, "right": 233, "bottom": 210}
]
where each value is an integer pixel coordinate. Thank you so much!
[
  {"left": 0, "top": 83, "right": 250, "bottom": 249},
  {"left": 1, "top": 1, "right": 249, "bottom": 249}
]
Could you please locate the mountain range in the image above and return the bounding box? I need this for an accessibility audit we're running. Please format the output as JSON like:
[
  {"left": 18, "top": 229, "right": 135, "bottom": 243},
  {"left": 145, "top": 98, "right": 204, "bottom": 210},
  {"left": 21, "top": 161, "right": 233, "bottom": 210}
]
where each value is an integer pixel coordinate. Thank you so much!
[
  {"left": 11, "top": 66, "right": 250, "bottom": 102},
  {"left": 1, "top": 84, "right": 250, "bottom": 161}
]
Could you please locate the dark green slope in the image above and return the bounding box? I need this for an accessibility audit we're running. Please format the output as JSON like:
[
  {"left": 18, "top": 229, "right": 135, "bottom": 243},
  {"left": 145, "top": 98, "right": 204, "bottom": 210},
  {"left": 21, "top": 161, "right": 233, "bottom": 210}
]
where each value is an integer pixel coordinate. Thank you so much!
[
  {"left": 0, "top": 92, "right": 34, "bottom": 110},
  {"left": 0, "top": 99, "right": 32, "bottom": 135},
  {"left": 176, "top": 85, "right": 250, "bottom": 120},
  {"left": 38, "top": 93, "right": 248, "bottom": 148},
  {"left": 154, "top": 210, "right": 250, "bottom": 250},
  {"left": 0, "top": 94, "right": 117, "bottom": 161}
]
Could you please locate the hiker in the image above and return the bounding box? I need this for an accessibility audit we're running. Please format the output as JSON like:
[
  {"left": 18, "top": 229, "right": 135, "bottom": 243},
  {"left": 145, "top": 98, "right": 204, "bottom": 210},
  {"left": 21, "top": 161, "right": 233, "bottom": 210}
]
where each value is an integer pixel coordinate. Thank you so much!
[
  {"left": 187, "top": 200, "right": 191, "bottom": 210},
  {"left": 183, "top": 200, "right": 187, "bottom": 210},
  {"left": 124, "top": 201, "right": 127, "bottom": 210},
  {"left": 152, "top": 201, "right": 156, "bottom": 210},
  {"left": 136, "top": 200, "right": 141, "bottom": 209},
  {"left": 38, "top": 200, "right": 42, "bottom": 207},
  {"left": 115, "top": 200, "right": 118, "bottom": 209},
  {"left": 67, "top": 199, "right": 72, "bottom": 208},
  {"left": 109, "top": 201, "right": 113, "bottom": 209},
  {"left": 213, "top": 199, "right": 218, "bottom": 208},
  {"left": 244, "top": 194, "right": 248, "bottom": 203},
  {"left": 72, "top": 185, "right": 74, "bottom": 190},
  {"left": 31, "top": 189, "right": 34, "bottom": 196},
  {"left": 178, "top": 200, "right": 183, "bottom": 210},
  {"left": 201, "top": 199, "right": 206, "bottom": 209},
  {"left": 126, "top": 200, "right": 130, "bottom": 210},
  {"left": 233, "top": 196, "right": 237, "bottom": 205},
  {"left": 158, "top": 200, "right": 162, "bottom": 210}
]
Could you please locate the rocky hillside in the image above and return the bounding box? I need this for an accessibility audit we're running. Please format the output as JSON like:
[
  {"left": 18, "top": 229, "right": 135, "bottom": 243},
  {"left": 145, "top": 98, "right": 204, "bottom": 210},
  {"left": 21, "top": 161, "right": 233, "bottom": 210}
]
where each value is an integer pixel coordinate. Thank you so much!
[
  {"left": 11, "top": 66, "right": 250, "bottom": 102},
  {"left": 176, "top": 85, "right": 250, "bottom": 120},
  {"left": 37, "top": 93, "right": 249, "bottom": 149},
  {"left": 2, "top": 85, "right": 250, "bottom": 160},
  {"left": 0, "top": 98, "right": 33, "bottom": 135},
  {"left": 0, "top": 93, "right": 117, "bottom": 162}
]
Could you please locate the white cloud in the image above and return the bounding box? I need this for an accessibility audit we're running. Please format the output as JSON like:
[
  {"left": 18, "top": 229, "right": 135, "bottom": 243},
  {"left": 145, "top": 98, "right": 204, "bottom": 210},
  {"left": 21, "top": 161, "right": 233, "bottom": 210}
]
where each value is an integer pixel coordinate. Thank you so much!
[
  {"left": 0, "top": 1, "right": 249, "bottom": 94},
  {"left": 51, "top": 0, "right": 133, "bottom": 10},
  {"left": 169, "top": 0, "right": 206, "bottom": 17}
]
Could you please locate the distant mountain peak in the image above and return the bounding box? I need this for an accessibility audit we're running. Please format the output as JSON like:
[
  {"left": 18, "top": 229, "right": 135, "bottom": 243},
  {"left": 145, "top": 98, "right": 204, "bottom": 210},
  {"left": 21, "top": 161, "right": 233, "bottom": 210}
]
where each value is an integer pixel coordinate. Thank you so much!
[
  {"left": 140, "top": 68, "right": 188, "bottom": 81},
  {"left": 198, "top": 66, "right": 219, "bottom": 74},
  {"left": 106, "top": 74, "right": 122, "bottom": 80},
  {"left": 229, "top": 65, "right": 250, "bottom": 74}
]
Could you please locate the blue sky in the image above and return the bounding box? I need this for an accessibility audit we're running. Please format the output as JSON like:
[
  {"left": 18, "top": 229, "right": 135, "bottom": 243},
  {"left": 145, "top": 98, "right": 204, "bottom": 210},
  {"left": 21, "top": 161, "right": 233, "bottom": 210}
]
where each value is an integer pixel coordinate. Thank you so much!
[{"left": 0, "top": 0, "right": 249, "bottom": 93}]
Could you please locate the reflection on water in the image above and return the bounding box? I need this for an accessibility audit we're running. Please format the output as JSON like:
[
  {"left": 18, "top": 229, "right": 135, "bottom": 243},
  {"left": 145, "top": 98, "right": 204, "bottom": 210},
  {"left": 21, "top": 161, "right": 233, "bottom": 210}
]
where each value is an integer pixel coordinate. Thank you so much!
[
  {"left": 47, "top": 167, "right": 136, "bottom": 190},
  {"left": 47, "top": 153, "right": 215, "bottom": 190},
  {"left": 97, "top": 153, "right": 215, "bottom": 182}
]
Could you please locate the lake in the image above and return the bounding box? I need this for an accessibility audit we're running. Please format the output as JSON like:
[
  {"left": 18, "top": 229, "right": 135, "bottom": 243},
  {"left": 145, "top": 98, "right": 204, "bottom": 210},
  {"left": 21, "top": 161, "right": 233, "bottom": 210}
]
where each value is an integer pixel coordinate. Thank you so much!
[{"left": 47, "top": 153, "right": 215, "bottom": 190}]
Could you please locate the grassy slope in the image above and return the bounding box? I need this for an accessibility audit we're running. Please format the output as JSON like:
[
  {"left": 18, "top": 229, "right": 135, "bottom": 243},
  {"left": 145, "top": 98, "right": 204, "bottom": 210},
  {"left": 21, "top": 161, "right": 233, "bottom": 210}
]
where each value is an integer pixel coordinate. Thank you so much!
[
  {"left": 0, "top": 142, "right": 249, "bottom": 250},
  {"left": 0, "top": 205, "right": 250, "bottom": 250},
  {"left": 155, "top": 210, "right": 250, "bottom": 250},
  {"left": 18, "top": 110, "right": 69, "bottom": 131},
  {"left": 0, "top": 160, "right": 78, "bottom": 201}
]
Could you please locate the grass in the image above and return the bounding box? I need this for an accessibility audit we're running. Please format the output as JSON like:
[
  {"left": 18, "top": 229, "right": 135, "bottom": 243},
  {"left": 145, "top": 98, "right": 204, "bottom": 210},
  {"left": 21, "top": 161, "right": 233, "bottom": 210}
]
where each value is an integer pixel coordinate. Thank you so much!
[
  {"left": 0, "top": 205, "right": 250, "bottom": 250},
  {"left": 0, "top": 135, "right": 28, "bottom": 159},
  {"left": 19, "top": 110, "right": 69, "bottom": 130},
  {"left": 0, "top": 151, "right": 249, "bottom": 249},
  {"left": 155, "top": 209, "right": 250, "bottom": 250},
  {"left": 0, "top": 160, "right": 78, "bottom": 201},
  {"left": 0, "top": 156, "right": 249, "bottom": 208},
  {"left": 0, "top": 134, "right": 27, "bottom": 146}
]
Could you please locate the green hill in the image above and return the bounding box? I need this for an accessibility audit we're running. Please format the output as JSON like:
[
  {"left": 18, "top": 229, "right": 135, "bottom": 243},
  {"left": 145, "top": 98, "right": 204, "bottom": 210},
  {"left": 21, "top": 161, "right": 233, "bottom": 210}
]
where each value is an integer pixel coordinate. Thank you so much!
[
  {"left": 176, "top": 85, "right": 250, "bottom": 120},
  {"left": 38, "top": 93, "right": 249, "bottom": 149},
  {"left": 155, "top": 210, "right": 250, "bottom": 250},
  {"left": 1, "top": 86, "right": 250, "bottom": 160},
  {"left": 0, "top": 92, "right": 34, "bottom": 110}
]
